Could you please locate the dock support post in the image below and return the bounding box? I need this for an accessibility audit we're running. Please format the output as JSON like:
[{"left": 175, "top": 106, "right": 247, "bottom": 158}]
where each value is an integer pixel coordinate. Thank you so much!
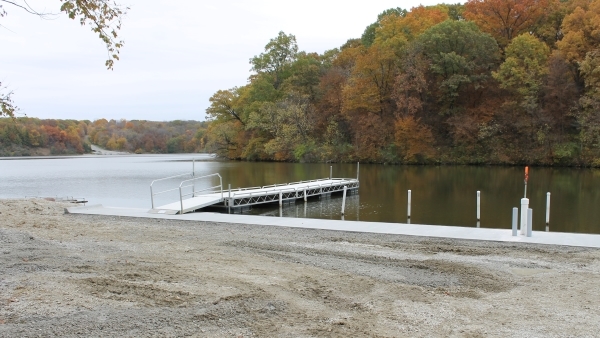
[
  {"left": 520, "top": 198, "right": 529, "bottom": 235},
  {"left": 527, "top": 208, "right": 533, "bottom": 237},
  {"left": 330, "top": 166, "right": 332, "bottom": 180},
  {"left": 341, "top": 186, "right": 347, "bottom": 216},
  {"left": 477, "top": 191, "right": 481, "bottom": 227},
  {"left": 304, "top": 188, "right": 307, "bottom": 202},
  {"left": 279, "top": 191, "right": 283, "bottom": 207},
  {"left": 192, "top": 159, "right": 195, "bottom": 177},
  {"left": 357, "top": 162, "right": 360, "bottom": 180},
  {"left": 407, "top": 190, "right": 412, "bottom": 223},
  {"left": 512, "top": 207, "right": 518, "bottom": 236},
  {"left": 228, "top": 184, "right": 231, "bottom": 214},
  {"left": 546, "top": 192, "right": 551, "bottom": 232}
]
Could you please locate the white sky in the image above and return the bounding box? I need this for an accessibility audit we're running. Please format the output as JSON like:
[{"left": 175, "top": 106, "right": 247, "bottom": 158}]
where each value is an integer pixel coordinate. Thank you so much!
[{"left": 1, "top": 0, "right": 451, "bottom": 121}]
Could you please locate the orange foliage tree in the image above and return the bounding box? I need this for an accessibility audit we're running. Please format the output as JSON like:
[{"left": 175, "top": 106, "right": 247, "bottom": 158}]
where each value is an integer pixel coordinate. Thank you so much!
[{"left": 464, "top": 0, "right": 550, "bottom": 48}]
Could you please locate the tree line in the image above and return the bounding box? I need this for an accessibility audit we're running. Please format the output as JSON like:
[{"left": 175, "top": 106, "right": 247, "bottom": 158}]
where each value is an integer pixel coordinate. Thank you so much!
[
  {"left": 204, "top": 0, "right": 600, "bottom": 167},
  {"left": 0, "top": 118, "right": 208, "bottom": 156}
]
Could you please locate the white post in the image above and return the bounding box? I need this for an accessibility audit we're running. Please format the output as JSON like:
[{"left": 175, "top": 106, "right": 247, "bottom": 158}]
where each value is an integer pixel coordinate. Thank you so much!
[
  {"left": 330, "top": 166, "right": 332, "bottom": 180},
  {"left": 228, "top": 184, "right": 231, "bottom": 214},
  {"left": 279, "top": 191, "right": 283, "bottom": 206},
  {"left": 407, "top": 190, "right": 412, "bottom": 220},
  {"left": 304, "top": 188, "right": 307, "bottom": 202},
  {"left": 341, "top": 186, "right": 347, "bottom": 215},
  {"left": 477, "top": 191, "right": 481, "bottom": 222},
  {"left": 527, "top": 208, "right": 533, "bottom": 237},
  {"left": 520, "top": 198, "right": 529, "bottom": 235},
  {"left": 357, "top": 162, "right": 360, "bottom": 180},
  {"left": 512, "top": 207, "right": 518, "bottom": 236},
  {"left": 546, "top": 192, "right": 551, "bottom": 231}
]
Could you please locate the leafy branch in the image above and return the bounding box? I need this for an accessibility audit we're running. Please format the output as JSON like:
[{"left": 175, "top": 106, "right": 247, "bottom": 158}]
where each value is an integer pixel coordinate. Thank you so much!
[{"left": 59, "top": 0, "right": 128, "bottom": 70}]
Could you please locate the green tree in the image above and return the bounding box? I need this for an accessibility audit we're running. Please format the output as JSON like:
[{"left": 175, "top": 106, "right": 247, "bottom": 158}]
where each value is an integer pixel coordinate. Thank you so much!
[
  {"left": 418, "top": 20, "right": 500, "bottom": 115},
  {"left": 493, "top": 34, "right": 550, "bottom": 110},
  {"left": 250, "top": 31, "right": 298, "bottom": 90}
]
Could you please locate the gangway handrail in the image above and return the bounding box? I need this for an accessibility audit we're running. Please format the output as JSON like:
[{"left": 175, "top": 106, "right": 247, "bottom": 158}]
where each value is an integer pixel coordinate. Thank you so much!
[
  {"left": 150, "top": 173, "right": 193, "bottom": 208},
  {"left": 178, "top": 173, "right": 223, "bottom": 214}
]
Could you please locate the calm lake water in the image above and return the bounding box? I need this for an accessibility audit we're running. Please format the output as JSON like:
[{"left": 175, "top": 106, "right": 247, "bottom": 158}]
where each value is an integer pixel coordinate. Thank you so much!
[{"left": 1, "top": 154, "right": 599, "bottom": 234}]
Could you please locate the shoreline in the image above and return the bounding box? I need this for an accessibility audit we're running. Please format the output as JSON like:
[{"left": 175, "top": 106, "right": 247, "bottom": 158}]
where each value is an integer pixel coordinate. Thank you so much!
[{"left": 1, "top": 199, "right": 599, "bottom": 337}]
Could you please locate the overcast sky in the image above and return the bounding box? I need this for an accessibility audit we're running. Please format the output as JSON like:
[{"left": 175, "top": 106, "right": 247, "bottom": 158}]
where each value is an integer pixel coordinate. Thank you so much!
[{"left": 1, "top": 0, "right": 450, "bottom": 122}]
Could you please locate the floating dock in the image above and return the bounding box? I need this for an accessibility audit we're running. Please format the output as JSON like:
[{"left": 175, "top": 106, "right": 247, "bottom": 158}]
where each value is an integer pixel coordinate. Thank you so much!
[{"left": 150, "top": 172, "right": 359, "bottom": 215}]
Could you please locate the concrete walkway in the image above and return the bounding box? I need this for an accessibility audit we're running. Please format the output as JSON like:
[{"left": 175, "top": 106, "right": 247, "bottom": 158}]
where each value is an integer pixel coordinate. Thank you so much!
[{"left": 66, "top": 204, "right": 600, "bottom": 249}]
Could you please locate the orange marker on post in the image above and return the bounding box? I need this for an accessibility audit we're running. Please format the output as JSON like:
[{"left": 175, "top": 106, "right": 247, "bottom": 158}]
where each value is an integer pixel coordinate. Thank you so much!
[{"left": 524, "top": 166, "right": 529, "bottom": 198}]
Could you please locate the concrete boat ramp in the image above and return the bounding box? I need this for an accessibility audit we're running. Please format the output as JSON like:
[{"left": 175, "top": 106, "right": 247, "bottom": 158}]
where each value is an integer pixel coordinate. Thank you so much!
[{"left": 66, "top": 204, "right": 600, "bottom": 249}]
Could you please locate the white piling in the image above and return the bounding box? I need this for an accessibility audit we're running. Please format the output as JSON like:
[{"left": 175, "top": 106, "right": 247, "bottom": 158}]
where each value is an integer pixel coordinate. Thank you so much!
[
  {"left": 546, "top": 192, "right": 551, "bottom": 231},
  {"left": 407, "top": 190, "right": 412, "bottom": 220},
  {"left": 279, "top": 191, "right": 283, "bottom": 207},
  {"left": 341, "top": 186, "right": 347, "bottom": 215},
  {"left": 477, "top": 191, "right": 481, "bottom": 222},
  {"left": 512, "top": 207, "right": 518, "bottom": 236},
  {"left": 520, "top": 198, "right": 529, "bottom": 235},
  {"left": 304, "top": 188, "right": 307, "bottom": 202},
  {"left": 527, "top": 208, "right": 533, "bottom": 237},
  {"left": 228, "top": 184, "right": 231, "bottom": 214}
]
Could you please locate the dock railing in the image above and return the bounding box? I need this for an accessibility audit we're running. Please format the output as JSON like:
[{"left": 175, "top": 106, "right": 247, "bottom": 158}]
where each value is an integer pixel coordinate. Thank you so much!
[
  {"left": 227, "top": 177, "right": 359, "bottom": 208},
  {"left": 178, "top": 173, "right": 223, "bottom": 214},
  {"left": 150, "top": 173, "right": 193, "bottom": 209}
]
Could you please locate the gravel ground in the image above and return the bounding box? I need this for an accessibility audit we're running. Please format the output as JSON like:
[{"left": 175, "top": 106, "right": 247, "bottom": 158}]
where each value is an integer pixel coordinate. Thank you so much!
[{"left": 1, "top": 199, "right": 599, "bottom": 337}]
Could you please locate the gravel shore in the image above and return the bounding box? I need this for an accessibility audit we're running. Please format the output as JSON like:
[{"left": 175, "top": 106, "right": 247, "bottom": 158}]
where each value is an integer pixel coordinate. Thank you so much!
[{"left": 1, "top": 199, "right": 599, "bottom": 337}]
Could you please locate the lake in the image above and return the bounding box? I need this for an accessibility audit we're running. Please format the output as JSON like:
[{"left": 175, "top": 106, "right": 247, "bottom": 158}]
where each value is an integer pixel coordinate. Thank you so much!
[{"left": 1, "top": 154, "right": 599, "bottom": 234}]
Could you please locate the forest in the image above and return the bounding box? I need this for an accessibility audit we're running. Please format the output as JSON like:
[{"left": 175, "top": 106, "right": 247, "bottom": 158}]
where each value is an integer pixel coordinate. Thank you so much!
[
  {"left": 203, "top": 0, "right": 600, "bottom": 166},
  {"left": 0, "top": 118, "right": 208, "bottom": 156}
]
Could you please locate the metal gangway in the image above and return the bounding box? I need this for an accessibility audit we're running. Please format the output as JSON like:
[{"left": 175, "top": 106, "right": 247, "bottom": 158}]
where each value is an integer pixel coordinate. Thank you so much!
[{"left": 150, "top": 173, "right": 224, "bottom": 214}]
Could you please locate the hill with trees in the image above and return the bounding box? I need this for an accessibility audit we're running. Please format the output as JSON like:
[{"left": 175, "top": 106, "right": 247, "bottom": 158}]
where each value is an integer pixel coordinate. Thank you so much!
[
  {"left": 0, "top": 118, "right": 208, "bottom": 156},
  {"left": 204, "top": 0, "right": 600, "bottom": 166}
]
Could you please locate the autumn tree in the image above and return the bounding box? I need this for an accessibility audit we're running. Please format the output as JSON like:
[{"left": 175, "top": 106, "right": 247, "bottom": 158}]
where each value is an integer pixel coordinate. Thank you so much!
[
  {"left": 576, "top": 50, "right": 600, "bottom": 162},
  {"left": 464, "top": 0, "right": 550, "bottom": 48},
  {"left": 557, "top": 0, "right": 600, "bottom": 64},
  {"left": 374, "top": 5, "right": 448, "bottom": 50},
  {"left": 206, "top": 87, "right": 249, "bottom": 126},
  {"left": 361, "top": 8, "right": 407, "bottom": 47}
]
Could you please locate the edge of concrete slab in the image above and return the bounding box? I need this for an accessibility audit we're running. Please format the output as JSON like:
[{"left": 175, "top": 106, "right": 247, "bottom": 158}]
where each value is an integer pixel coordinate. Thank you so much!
[{"left": 66, "top": 205, "right": 600, "bottom": 249}]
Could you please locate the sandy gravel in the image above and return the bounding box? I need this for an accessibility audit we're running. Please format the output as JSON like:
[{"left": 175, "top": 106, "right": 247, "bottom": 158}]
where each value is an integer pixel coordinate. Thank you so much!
[{"left": 1, "top": 199, "right": 599, "bottom": 337}]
